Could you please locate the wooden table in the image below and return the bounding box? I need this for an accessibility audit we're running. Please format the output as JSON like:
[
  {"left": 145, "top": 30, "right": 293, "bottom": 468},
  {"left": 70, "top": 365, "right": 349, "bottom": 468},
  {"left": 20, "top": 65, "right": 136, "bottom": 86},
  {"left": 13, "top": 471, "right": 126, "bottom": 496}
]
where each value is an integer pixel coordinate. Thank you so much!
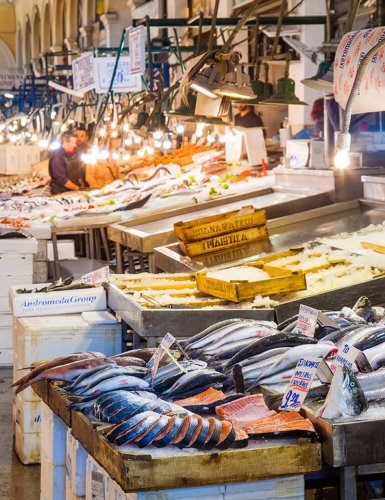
[{"left": 34, "top": 381, "right": 322, "bottom": 493}]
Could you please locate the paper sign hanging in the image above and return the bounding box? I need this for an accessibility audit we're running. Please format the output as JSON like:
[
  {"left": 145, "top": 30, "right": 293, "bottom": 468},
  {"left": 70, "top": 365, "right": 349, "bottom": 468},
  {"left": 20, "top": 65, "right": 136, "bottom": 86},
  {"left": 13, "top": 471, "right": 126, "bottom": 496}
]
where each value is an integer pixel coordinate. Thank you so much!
[
  {"left": 294, "top": 305, "right": 319, "bottom": 337},
  {"left": 129, "top": 26, "right": 146, "bottom": 75},
  {"left": 243, "top": 128, "right": 267, "bottom": 166},
  {"left": 279, "top": 357, "right": 322, "bottom": 412},
  {"left": 82, "top": 266, "right": 110, "bottom": 285},
  {"left": 334, "top": 27, "right": 385, "bottom": 114},
  {"left": 72, "top": 52, "right": 95, "bottom": 93},
  {"left": 329, "top": 343, "right": 360, "bottom": 374},
  {"left": 94, "top": 56, "right": 142, "bottom": 94},
  {"left": 147, "top": 332, "right": 177, "bottom": 381}
]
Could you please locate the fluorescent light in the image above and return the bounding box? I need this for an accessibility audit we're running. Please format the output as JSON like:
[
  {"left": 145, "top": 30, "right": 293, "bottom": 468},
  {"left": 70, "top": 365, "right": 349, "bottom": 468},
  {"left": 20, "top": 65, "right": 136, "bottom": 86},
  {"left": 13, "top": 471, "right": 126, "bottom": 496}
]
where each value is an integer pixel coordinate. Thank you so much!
[
  {"left": 4, "top": 93, "right": 14, "bottom": 99},
  {"left": 190, "top": 82, "right": 217, "bottom": 99}
]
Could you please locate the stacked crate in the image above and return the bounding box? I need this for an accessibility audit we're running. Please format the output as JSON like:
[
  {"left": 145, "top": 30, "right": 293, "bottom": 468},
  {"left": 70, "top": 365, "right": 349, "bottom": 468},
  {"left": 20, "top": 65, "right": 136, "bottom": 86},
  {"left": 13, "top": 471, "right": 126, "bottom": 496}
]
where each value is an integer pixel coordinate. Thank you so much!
[
  {"left": 0, "top": 236, "right": 37, "bottom": 366},
  {"left": 13, "top": 312, "right": 121, "bottom": 464}
]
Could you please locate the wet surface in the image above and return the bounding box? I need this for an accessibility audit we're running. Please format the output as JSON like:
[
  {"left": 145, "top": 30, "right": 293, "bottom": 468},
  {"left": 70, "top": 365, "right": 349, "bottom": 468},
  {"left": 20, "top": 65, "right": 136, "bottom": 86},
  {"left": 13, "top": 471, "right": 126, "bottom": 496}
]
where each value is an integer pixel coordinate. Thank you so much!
[{"left": 0, "top": 368, "right": 40, "bottom": 499}]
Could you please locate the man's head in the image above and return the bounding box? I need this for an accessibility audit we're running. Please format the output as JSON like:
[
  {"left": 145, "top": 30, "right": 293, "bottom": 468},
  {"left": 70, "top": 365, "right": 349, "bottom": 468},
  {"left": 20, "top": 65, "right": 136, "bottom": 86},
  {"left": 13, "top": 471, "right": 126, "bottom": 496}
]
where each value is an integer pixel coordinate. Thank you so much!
[
  {"left": 237, "top": 104, "right": 252, "bottom": 115},
  {"left": 61, "top": 131, "right": 77, "bottom": 155},
  {"left": 75, "top": 127, "right": 89, "bottom": 146},
  {"left": 75, "top": 127, "right": 90, "bottom": 146}
]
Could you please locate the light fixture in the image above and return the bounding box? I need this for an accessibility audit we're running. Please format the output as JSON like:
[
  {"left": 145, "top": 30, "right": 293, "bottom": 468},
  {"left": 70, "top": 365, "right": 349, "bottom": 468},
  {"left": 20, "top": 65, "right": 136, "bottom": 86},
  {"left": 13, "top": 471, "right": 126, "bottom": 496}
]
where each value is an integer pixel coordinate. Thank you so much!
[
  {"left": 235, "top": 63, "right": 274, "bottom": 105},
  {"left": 123, "top": 153, "right": 131, "bottom": 161},
  {"left": 123, "top": 123, "right": 130, "bottom": 132},
  {"left": 162, "top": 139, "right": 172, "bottom": 149},
  {"left": 176, "top": 125, "right": 185, "bottom": 134},
  {"left": 190, "top": 63, "right": 227, "bottom": 99},
  {"left": 215, "top": 64, "right": 255, "bottom": 100},
  {"left": 112, "top": 152, "right": 120, "bottom": 160},
  {"left": 21, "top": 117, "right": 28, "bottom": 127},
  {"left": 4, "top": 93, "right": 14, "bottom": 99},
  {"left": 98, "top": 150, "right": 109, "bottom": 160},
  {"left": 98, "top": 128, "right": 106, "bottom": 137},
  {"left": 263, "top": 54, "right": 308, "bottom": 106},
  {"left": 153, "top": 130, "right": 163, "bottom": 140},
  {"left": 49, "top": 140, "right": 61, "bottom": 151},
  {"left": 301, "top": 61, "right": 333, "bottom": 92},
  {"left": 167, "top": 93, "right": 197, "bottom": 118}
]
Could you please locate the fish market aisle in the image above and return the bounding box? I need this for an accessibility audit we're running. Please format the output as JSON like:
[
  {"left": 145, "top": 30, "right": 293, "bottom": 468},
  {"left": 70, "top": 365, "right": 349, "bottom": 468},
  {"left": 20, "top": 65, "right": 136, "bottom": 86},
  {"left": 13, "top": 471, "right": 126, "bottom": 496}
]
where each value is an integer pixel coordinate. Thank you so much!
[{"left": 0, "top": 368, "right": 40, "bottom": 499}]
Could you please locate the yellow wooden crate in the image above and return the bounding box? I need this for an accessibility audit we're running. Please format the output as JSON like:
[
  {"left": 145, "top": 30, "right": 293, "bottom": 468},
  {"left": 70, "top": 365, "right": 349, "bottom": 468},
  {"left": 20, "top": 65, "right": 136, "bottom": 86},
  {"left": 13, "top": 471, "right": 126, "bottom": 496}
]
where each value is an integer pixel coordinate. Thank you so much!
[
  {"left": 179, "top": 225, "right": 268, "bottom": 257},
  {"left": 174, "top": 206, "right": 267, "bottom": 242},
  {"left": 196, "top": 265, "right": 306, "bottom": 302}
]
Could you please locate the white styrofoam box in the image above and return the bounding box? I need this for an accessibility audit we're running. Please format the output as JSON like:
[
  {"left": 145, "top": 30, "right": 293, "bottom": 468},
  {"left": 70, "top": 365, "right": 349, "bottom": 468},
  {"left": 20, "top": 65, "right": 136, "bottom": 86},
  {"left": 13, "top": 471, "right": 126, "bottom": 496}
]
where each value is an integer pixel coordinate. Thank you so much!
[
  {"left": 47, "top": 239, "right": 76, "bottom": 261},
  {"left": 40, "top": 449, "right": 66, "bottom": 500},
  {"left": 19, "top": 145, "right": 40, "bottom": 174},
  {"left": 0, "top": 348, "right": 13, "bottom": 366},
  {"left": 0, "top": 313, "right": 12, "bottom": 327},
  {"left": 14, "top": 396, "right": 41, "bottom": 434},
  {"left": 224, "top": 476, "right": 304, "bottom": 499},
  {"left": 86, "top": 455, "right": 108, "bottom": 500},
  {"left": 66, "top": 475, "right": 85, "bottom": 500},
  {"left": 0, "top": 144, "right": 19, "bottom": 174},
  {"left": 14, "top": 420, "right": 40, "bottom": 464},
  {"left": 67, "top": 430, "right": 88, "bottom": 497},
  {"left": 0, "top": 326, "right": 12, "bottom": 349},
  {"left": 0, "top": 254, "right": 33, "bottom": 276},
  {"left": 41, "top": 402, "right": 67, "bottom": 466},
  {"left": 0, "top": 237, "right": 37, "bottom": 254},
  {"left": 10, "top": 284, "right": 107, "bottom": 317},
  {"left": 1, "top": 275, "right": 33, "bottom": 297},
  {"left": 0, "top": 296, "right": 10, "bottom": 312}
]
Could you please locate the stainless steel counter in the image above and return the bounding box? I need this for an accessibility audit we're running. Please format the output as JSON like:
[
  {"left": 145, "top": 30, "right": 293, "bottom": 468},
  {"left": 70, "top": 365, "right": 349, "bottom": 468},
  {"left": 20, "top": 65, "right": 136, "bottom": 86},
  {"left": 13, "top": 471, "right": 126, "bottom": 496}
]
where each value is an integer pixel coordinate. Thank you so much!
[{"left": 154, "top": 199, "right": 385, "bottom": 273}]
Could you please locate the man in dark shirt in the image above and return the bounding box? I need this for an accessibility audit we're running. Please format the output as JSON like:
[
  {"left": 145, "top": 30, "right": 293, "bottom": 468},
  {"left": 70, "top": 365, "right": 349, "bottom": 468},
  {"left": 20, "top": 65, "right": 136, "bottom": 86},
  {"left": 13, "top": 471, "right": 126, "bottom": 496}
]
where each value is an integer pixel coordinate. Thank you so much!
[
  {"left": 235, "top": 104, "right": 265, "bottom": 128},
  {"left": 49, "top": 132, "right": 82, "bottom": 194}
]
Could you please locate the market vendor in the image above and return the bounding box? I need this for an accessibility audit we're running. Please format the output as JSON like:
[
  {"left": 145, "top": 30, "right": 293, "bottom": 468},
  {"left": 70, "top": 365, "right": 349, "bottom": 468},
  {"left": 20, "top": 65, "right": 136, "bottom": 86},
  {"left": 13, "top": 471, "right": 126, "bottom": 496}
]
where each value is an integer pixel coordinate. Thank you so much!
[
  {"left": 235, "top": 104, "right": 265, "bottom": 129},
  {"left": 75, "top": 126, "right": 90, "bottom": 148},
  {"left": 48, "top": 131, "right": 85, "bottom": 194}
]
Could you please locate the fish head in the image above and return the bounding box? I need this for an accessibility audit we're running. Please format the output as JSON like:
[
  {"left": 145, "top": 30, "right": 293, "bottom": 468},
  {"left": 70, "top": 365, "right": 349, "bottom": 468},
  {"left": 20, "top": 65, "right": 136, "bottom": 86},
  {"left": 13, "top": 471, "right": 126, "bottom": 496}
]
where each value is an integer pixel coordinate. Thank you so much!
[{"left": 341, "top": 366, "right": 368, "bottom": 416}]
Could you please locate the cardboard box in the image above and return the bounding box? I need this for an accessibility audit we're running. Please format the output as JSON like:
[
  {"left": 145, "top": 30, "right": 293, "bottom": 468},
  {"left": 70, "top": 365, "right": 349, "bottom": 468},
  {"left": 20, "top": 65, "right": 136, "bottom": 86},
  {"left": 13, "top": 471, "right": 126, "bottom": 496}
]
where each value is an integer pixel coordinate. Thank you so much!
[{"left": 10, "top": 284, "right": 107, "bottom": 317}]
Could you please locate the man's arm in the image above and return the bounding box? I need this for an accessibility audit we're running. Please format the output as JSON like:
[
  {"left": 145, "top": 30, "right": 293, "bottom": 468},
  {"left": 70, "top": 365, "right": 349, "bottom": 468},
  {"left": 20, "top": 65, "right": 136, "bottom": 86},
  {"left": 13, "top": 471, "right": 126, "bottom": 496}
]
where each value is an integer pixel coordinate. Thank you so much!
[
  {"left": 64, "top": 180, "right": 80, "bottom": 191},
  {"left": 50, "top": 156, "right": 80, "bottom": 191}
]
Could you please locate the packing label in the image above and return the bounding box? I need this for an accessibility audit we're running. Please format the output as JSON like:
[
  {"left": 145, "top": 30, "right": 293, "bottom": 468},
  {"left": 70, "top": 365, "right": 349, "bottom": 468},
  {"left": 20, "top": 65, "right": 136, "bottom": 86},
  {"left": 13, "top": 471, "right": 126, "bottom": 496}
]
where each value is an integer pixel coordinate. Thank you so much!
[
  {"left": 82, "top": 265, "right": 110, "bottom": 285},
  {"left": 280, "top": 357, "right": 322, "bottom": 412},
  {"left": 330, "top": 343, "right": 360, "bottom": 373}
]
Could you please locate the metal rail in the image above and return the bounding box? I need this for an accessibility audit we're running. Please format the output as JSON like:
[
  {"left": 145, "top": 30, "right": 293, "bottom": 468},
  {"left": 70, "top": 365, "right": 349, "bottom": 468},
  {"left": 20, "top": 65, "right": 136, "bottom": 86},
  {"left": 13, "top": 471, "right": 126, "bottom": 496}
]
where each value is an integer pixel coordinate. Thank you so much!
[{"left": 132, "top": 16, "right": 327, "bottom": 27}]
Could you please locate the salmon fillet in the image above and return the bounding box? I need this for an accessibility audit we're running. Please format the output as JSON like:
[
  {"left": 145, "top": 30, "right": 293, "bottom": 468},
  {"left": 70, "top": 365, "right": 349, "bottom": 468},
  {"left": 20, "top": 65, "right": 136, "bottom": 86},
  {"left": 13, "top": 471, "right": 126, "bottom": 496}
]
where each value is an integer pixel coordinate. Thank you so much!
[
  {"left": 174, "top": 387, "right": 227, "bottom": 406},
  {"left": 215, "top": 394, "right": 275, "bottom": 428},
  {"left": 245, "top": 411, "right": 316, "bottom": 436}
]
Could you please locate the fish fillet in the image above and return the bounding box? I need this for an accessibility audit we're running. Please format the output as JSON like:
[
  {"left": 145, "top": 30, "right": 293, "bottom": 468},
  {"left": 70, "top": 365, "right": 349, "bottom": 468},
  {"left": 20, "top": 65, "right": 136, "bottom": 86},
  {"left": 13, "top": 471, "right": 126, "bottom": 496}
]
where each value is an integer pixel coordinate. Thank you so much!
[{"left": 215, "top": 394, "right": 275, "bottom": 428}]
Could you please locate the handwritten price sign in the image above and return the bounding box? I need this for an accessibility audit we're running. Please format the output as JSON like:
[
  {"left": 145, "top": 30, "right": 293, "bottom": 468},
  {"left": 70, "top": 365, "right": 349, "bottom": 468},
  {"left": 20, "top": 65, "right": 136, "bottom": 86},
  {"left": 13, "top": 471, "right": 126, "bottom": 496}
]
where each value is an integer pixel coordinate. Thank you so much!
[
  {"left": 329, "top": 343, "right": 360, "bottom": 374},
  {"left": 280, "top": 357, "right": 321, "bottom": 412}
]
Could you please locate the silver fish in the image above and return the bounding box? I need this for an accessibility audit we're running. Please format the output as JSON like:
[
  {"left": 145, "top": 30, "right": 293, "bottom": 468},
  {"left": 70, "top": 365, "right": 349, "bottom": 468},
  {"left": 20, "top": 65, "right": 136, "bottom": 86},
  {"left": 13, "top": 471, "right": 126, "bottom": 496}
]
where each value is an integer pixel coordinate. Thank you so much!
[
  {"left": 79, "top": 375, "right": 150, "bottom": 397},
  {"left": 317, "top": 367, "right": 368, "bottom": 419}
]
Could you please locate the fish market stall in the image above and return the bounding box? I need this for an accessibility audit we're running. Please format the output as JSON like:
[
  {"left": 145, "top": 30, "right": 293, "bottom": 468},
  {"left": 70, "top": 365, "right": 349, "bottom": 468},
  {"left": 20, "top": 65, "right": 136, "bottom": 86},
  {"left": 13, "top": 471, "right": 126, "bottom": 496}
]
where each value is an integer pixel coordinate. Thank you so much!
[
  {"left": 108, "top": 273, "right": 276, "bottom": 347},
  {"left": 107, "top": 187, "right": 334, "bottom": 272}
]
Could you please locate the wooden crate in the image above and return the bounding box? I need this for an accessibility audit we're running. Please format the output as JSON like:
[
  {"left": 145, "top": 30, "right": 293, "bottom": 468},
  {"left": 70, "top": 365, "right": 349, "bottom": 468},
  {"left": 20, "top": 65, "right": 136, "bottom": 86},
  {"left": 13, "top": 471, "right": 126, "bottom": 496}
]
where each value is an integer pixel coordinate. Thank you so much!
[
  {"left": 180, "top": 225, "right": 268, "bottom": 257},
  {"left": 196, "top": 265, "right": 307, "bottom": 302},
  {"left": 174, "top": 206, "right": 267, "bottom": 242}
]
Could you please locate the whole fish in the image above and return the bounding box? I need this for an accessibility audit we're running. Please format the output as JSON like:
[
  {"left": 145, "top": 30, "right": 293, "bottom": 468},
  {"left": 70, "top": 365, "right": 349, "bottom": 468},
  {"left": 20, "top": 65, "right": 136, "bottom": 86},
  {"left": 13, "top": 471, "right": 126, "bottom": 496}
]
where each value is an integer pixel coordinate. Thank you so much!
[
  {"left": 249, "top": 342, "right": 337, "bottom": 389},
  {"left": 163, "top": 369, "right": 225, "bottom": 399},
  {"left": 147, "top": 360, "right": 207, "bottom": 386},
  {"left": 234, "top": 347, "right": 291, "bottom": 370},
  {"left": 12, "top": 352, "right": 104, "bottom": 389},
  {"left": 316, "top": 367, "right": 368, "bottom": 419},
  {"left": 15, "top": 358, "right": 111, "bottom": 394},
  {"left": 65, "top": 364, "right": 115, "bottom": 392},
  {"left": 320, "top": 324, "right": 362, "bottom": 345},
  {"left": 77, "top": 374, "right": 150, "bottom": 397},
  {"left": 368, "top": 351, "right": 385, "bottom": 370},
  {"left": 68, "top": 366, "right": 150, "bottom": 395},
  {"left": 352, "top": 327, "right": 385, "bottom": 352},
  {"left": 225, "top": 333, "right": 318, "bottom": 369},
  {"left": 194, "top": 325, "right": 275, "bottom": 358},
  {"left": 186, "top": 320, "right": 277, "bottom": 353},
  {"left": 362, "top": 342, "right": 385, "bottom": 361},
  {"left": 335, "top": 325, "right": 382, "bottom": 348},
  {"left": 352, "top": 296, "right": 376, "bottom": 322},
  {"left": 357, "top": 368, "right": 385, "bottom": 392},
  {"left": 209, "top": 339, "right": 259, "bottom": 363},
  {"left": 109, "top": 349, "right": 156, "bottom": 363}
]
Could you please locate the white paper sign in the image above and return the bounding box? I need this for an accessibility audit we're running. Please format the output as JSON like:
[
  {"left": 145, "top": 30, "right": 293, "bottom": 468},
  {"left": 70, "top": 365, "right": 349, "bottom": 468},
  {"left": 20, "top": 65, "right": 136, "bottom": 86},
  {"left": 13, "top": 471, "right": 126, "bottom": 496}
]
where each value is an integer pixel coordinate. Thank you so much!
[
  {"left": 280, "top": 357, "right": 322, "bottom": 412},
  {"left": 129, "top": 26, "right": 146, "bottom": 75},
  {"left": 94, "top": 56, "right": 142, "bottom": 94},
  {"left": 147, "top": 333, "right": 177, "bottom": 380},
  {"left": 82, "top": 266, "right": 110, "bottom": 285},
  {"left": 72, "top": 52, "right": 95, "bottom": 93},
  {"left": 244, "top": 128, "right": 267, "bottom": 166},
  {"left": 294, "top": 305, "right": 318, "bottom": 337},
  {"left": 330, "top": 343, "right": 360, "bottom": 374},
  {"left": 334, "top": 27, "right": 385, "bottom": 113}
]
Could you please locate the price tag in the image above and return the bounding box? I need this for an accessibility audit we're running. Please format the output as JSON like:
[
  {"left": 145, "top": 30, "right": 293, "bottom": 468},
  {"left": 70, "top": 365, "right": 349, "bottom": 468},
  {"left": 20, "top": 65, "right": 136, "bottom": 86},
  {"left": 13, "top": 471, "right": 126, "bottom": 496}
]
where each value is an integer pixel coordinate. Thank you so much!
[
  {"left": 294, "top": 305, "right": 319, "bottom": 337},
  {"left": 279, "top": 357, "right": 322, "bottom": 412},
  {"left": 129, "top": 26, "right": 146, "bottom": 75},
  {"left": 82, "top": 266, "right": 110, "bottom": 285},
  {"left": 329, "top": 343, "right": 360, "bottom": 374},
  {"left": 147, "top": 333, "right": 177, "bottom": 381}
]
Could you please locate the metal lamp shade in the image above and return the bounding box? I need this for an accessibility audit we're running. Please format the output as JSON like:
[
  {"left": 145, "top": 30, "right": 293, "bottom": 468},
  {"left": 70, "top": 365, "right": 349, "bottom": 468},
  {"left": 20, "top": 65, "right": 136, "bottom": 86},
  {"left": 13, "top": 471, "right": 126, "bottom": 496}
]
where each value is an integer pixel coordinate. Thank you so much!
[
  {"left": 132, "top": 111, "right": 149, "bottom": 130},
  {"left": 190, "top": 67, "right": 223, "bottom": 99},
  {"left": 148, "top": 112, "right": 172, "bottom": 133},
  {"left": 301, "top": 61, "right": 333, "bottom": 92},
  {"left": 167, "top": 93, "right": 197, "bottom": 118},
  {"left": 263, "top": 77, "right": 308, "bottom": 105}
]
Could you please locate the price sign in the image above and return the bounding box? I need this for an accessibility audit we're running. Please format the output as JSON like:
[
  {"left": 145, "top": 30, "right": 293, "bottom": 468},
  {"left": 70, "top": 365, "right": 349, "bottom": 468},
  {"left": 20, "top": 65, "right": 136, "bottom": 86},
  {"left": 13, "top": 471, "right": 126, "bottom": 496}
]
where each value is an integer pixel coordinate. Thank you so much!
[
  {"left": 279, "top": 357, "right": 321, "bottom": 412},
  {"left": 94, "top": 56, "right": 142, "bottom": 93},
  {"left": 294, "top": 305, "right": 319, "bottom": 337},
  {"left": 129, "top": 26, "right": 146, "bottom": 75},
  {"left": 329, "top": 343, "right": 360, "bottom": 374},
  {"left": 72, "top": 52, "right": 95, "bottom": 93},
  {"left": 147, "top": 333, "right": 177, "bottom": 381},
  {"left": 82, "top": 266, "right": 110, "bottom": 285}
]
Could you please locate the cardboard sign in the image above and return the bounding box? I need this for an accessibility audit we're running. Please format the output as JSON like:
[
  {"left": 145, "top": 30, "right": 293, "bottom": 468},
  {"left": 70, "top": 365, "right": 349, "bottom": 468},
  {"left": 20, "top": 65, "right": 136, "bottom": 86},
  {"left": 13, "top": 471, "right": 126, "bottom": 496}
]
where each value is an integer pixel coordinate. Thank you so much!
[
  {"left": 294, "top": 305, "right": 319, "bottom": 337},
  {"left": 147, "top": 333, "right": 177, "bottom": 381},
  {"left": 279, "top": 357, "right": 322, "bottom": 412},
  {"left": 72, "top": 52, "right": 95, "bottom": 93},
  {"left": 129, "top": 26, "right": 146, "bottom": 75},
  {"left": 94, "top": 56, "right": 142, "bottom": 94},
  {"left": 82, "top": 266, "right": 110, "bottom": 285},
  {"left": 330, "top": 343, "right": 360, "bottom": 373}
]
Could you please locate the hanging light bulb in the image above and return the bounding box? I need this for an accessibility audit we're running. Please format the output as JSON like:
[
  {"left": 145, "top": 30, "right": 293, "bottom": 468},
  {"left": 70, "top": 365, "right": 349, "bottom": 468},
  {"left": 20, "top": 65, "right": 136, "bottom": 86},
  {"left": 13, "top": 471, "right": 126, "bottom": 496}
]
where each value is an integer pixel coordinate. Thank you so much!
[
  {"left": 31, "top": 133, "right": 37, "bottom": 142},
  {"left": 112, "top": 152, "right": 120, "bottom": 160},
  {"left": 137, "top": 149, "right": 145, "bottom": 157},
  {"left": 176, "top": 125, "right": 185, "bottom": 134},
  {"left": 49, "top": 140, "right": 61, "bottom": 151},
  {"left": 98, "top": 150, "right": 109, "bottom": 160},
  {"left": 154, "top": 139, "right": 162, "bottom": 148},
  {"left": 123, "top": 153, "right": 131, "bottom": 161},
  {"left": 134, "top": 134, "right": 142, "bottom": 144},
  {"left": 111, "top": 130, "right": 118, "bottom": 138},
  {"left": 146, "top": 146, "right": 154, "bottom": 155},
  {"left": 334, "top": 133, "right": 351, "bottom": 170},
  {"left": 50, "top": 111, "right": 56, "bottom": 119},
  {"left": 125, "top": 137, "right": 133, "bottom": 147},
  {"left": 123, "top": 123, "right": 130, "bottom": 132},
  {"left": 21, "top": 117, "right": 28, "bottom": 127},
  {"left": 163, "top": 139, "right": 172, "bottom": 149},
  {"left": 99, "top": 128, "right": 106, "bottom": 137},
  {"left": 153, "top": 130, "right": 163, "bottom": 140}
]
